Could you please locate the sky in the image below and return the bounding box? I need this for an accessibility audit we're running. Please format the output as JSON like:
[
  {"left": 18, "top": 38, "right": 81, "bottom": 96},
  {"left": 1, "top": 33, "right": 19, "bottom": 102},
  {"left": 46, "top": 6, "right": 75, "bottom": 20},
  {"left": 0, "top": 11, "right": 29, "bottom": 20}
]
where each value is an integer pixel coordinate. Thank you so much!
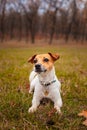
[{"left": 2, "top": 0, "right": 87, "bottom": 14}]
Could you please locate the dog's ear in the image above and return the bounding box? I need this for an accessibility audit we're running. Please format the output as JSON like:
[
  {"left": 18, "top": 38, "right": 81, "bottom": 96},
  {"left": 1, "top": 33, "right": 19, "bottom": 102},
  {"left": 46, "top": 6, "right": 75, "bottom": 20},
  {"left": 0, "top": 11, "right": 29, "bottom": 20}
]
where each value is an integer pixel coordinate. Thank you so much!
[
  {"left": 28, "top": 54, "right": 37, "bottom": 63},
  {"left": 48, "top": 53, "right": 60, "bottom": 61}
]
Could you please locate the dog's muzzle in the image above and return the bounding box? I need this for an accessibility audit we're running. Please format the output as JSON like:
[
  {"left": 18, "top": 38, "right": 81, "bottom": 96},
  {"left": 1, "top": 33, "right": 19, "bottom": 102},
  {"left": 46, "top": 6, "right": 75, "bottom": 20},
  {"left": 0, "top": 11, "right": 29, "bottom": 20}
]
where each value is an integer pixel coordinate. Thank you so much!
[{"left": 35, "top": 64, "right": 47, "bottom": 73}]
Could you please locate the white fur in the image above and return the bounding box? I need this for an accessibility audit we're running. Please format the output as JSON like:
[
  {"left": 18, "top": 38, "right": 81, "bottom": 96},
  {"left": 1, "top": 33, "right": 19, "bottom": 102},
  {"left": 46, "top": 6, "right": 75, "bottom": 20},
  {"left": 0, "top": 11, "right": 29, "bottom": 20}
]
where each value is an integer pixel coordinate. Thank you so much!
[{"left": 28, "top": 67, "right": 62, "bottom": 113}]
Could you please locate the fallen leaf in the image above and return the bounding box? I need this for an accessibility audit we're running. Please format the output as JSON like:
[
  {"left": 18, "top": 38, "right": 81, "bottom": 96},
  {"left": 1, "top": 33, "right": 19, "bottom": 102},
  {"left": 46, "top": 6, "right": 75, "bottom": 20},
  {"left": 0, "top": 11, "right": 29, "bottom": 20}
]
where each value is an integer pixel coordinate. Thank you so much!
[
  {"left": 78, "top": 110, "right": 87, "bottom": 127},
  {"left": 26, "top": 83, "right": 30, "bottom": 90},
  {"left": 78, "top": 110, "right": 87, "bottom": 118},
  {"left": 10, "top": 101, "right": 16, "bottom": 107},
  {"left": 48, "top": 108, "right": 57, "bottom": 117},
  {"left": 83, "top": 119, "right": 87, "bottom": 126}
]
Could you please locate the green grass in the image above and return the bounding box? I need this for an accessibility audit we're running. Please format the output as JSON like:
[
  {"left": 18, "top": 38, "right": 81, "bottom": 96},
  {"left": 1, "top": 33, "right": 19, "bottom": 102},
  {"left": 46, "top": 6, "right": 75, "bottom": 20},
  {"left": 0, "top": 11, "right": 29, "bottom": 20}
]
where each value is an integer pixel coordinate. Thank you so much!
[{"left": 0, "top": 45, "right": 87, "bottom": 130}]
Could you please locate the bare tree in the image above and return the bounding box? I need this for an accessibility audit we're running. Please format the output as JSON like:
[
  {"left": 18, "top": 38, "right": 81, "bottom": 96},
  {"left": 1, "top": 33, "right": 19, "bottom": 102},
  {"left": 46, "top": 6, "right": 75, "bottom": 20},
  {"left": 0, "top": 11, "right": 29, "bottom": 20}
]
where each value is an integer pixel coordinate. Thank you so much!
[
  {"left": 0, "top": 0, "right": 7, "bottom": 42},
  {"left": 19, "top": 0, "right": 40, "bottom": 43},
  {"left": 42, "top": 0, "right": 66, "bottom": 44},
  {"left": 81, "top": 1, "right": 87, "bottom": 41},
  {"left": 65, "top": 0, "right": 77, "bottom": 41},
  {"left": 0, "top": 0, "right": 87, "bottom": 43}
]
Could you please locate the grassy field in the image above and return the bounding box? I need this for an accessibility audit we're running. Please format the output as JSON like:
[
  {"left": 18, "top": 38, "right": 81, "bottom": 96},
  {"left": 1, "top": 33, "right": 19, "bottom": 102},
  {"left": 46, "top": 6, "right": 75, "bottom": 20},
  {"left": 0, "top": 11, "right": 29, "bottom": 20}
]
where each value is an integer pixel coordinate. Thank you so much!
[{"left": 0, "top": 44, "right": 87, "bottom": 130}]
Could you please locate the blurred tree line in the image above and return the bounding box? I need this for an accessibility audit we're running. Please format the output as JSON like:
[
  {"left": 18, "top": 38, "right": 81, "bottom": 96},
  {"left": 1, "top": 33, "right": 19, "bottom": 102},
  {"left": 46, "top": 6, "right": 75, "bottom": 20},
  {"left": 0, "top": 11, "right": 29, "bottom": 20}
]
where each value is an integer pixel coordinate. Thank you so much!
[{"left": 0, "top": 0, "right": 87, "bottom": 44}]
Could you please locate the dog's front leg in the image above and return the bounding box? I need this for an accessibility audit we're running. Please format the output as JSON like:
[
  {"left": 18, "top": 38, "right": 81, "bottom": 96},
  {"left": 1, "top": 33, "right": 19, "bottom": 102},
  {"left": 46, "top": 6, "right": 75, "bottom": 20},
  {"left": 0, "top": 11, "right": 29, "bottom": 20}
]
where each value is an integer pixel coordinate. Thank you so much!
[
  {"left": 29, "top": 80, "right": 35, "bottom": 94},
  {"left": 50, "top": 92, "right": 62, "bottom": 114},
  {"left": 29, "top": 84, "right": 34, "bottom": 94},
  {"left": 54, "top": 97, "right": 62, "bottom": 114},
  {"left": 28, "top": 95, "right": 40, "bottom": 113}
]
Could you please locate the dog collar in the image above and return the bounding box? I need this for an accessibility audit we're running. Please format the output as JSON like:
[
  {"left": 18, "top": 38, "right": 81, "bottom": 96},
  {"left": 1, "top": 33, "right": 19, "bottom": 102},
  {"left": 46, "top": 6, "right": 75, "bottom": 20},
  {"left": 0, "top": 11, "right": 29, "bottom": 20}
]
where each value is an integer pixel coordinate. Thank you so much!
[{"left": 40, "top": 80, "right": 56, "bottom": 87}]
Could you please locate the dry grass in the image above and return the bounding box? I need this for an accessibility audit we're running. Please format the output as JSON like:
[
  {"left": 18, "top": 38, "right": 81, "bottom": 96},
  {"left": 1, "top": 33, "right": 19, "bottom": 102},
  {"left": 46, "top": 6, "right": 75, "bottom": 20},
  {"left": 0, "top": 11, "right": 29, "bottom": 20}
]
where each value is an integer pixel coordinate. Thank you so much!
[{"left": 0, "top": 41, "right": 87, "bottom": 130}]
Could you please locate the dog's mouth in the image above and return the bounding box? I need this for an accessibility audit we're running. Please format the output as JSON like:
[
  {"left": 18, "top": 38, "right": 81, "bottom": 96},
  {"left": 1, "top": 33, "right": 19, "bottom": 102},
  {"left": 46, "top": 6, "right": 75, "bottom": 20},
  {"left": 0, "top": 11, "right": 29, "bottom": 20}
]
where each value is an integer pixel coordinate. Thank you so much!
[
  {"left": 34, "top": 64, "right": 47, "bottom": 73},
  {"left": 35, "top": 69, "right": 47, "bottom": 73},
  {"left": 35, "top": 68, "right": 47, "bottom": 73}
]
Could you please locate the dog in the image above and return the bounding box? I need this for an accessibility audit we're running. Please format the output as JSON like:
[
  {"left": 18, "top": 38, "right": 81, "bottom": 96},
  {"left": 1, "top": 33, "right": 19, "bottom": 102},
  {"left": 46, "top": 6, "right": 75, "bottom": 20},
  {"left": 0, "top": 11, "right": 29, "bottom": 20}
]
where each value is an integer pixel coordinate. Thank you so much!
[{"left": 28, "top": 53, "right": 62, "bottom": 113}]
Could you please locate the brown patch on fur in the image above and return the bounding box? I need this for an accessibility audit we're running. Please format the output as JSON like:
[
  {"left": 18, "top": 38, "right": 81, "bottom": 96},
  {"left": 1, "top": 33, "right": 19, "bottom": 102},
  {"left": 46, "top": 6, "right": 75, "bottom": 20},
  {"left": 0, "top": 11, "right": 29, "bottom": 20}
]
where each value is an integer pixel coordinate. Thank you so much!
[
  {"left": 35, "top": 54, "right": 54, "bottom": 71},
  {"left": 28, "top": 54, "right": 37, "bottom": 63},
  {"left": 28, "top": 53, "right": 60, "bottom": 71},
  {"left": 48, "top": 53, "right": 60, "bottom": 61}
]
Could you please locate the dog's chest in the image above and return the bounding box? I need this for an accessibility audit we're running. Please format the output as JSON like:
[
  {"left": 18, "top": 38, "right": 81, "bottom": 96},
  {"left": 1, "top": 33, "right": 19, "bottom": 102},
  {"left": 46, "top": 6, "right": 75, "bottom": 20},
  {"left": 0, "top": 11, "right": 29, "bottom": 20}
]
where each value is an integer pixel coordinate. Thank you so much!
[
  {"left": 44, "top": 90, "right": 49, "bottom": 96},
  {"left": 42, "top": 85, "right": 51, "bottom": 96}
]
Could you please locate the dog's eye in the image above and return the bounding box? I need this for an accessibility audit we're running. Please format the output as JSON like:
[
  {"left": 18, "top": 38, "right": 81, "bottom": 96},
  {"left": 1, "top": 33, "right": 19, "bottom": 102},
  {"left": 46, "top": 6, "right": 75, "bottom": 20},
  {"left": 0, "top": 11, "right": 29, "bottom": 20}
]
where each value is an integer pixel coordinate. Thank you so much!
[
  {"left": 44, "top": 58, "right": 49, "bottom": 62},
  {"left": 33, "top": 59, "right": 37, "bottom": 64}
]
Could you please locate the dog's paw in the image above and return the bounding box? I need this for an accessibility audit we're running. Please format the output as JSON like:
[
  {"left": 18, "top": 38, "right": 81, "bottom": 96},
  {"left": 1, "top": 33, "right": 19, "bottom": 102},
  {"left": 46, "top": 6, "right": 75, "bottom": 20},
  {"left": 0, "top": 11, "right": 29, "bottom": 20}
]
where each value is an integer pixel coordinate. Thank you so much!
[
  {"left": 29, "top": 90, "right": 33, "bottom": 94},
  {"left": 54, "top": 106, "right": 62, "bottom": 114},
  {"left": 28, "top": 106, "right": 36, "bottom": 113}
]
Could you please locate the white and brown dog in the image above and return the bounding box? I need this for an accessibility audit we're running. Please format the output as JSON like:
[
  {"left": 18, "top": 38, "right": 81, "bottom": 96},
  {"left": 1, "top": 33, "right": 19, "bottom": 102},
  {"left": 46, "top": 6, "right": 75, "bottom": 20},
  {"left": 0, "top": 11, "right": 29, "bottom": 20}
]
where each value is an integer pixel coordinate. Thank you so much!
[{"left": 28, "top": 53, "right": 62, "bottom": 113}]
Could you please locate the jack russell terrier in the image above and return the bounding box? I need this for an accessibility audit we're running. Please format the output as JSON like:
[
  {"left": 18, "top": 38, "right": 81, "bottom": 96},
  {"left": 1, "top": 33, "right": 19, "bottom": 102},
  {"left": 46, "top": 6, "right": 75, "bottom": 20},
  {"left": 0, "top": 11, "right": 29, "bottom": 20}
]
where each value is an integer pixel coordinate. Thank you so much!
[{"left": 28, "top": 53, "right": 62, "bottom": 113}]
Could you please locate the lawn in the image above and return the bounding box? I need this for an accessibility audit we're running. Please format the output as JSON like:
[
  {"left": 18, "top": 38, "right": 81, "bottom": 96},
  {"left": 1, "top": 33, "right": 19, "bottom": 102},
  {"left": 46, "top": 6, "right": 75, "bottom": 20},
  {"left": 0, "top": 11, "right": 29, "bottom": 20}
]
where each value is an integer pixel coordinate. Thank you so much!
[{"left": 0, "top": 44, "right": 87, "bottom": 130}]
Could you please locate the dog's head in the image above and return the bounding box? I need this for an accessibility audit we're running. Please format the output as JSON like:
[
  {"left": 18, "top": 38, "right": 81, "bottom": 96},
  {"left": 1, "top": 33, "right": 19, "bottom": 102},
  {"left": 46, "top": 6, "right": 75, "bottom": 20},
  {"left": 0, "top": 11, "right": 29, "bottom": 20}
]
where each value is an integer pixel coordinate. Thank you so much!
[{"left": 28, "top": 53, "right": 60, "bottom": 73}]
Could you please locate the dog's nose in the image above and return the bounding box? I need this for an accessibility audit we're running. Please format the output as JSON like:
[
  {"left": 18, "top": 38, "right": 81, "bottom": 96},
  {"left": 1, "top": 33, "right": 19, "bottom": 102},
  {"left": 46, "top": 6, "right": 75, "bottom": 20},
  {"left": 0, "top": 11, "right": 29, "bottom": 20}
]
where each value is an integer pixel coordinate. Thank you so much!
[{"left": 35, "top": 64, "right": 41, "bottom": 69}]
